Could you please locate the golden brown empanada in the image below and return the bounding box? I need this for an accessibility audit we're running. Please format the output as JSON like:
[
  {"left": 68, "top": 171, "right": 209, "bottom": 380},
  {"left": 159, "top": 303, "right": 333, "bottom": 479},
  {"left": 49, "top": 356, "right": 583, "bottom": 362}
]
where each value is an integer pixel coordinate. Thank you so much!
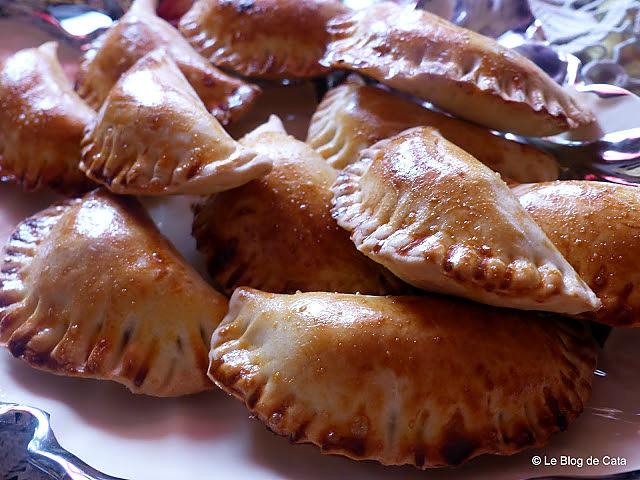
[
  {"left": 179, "top": 0, "right": 349, "bottom": 79},
  {"left": 0, "top": 189, "right": 227, "bottom": 396},
  {"left": 77, "top": 0, "right": 259, "bottom": 124},
  {"left": 0, "top": 42, "right": 95, "bottom": 195},
  {"left": 332, "top": 127, "right": 600, "bottom": 314},
  {"left": 81, "top": 49, "right": 271, "bottom": 196},
  {"left": 192, "top": 116, "right": 404, "bottom": 295},
  {"left": 323, "top": 3, "right": 594, "bottom": 136},
  {"left": 515, "top": 181, "right": 640, "bottom": 326},
  {"left": 210, "top": 288, "right": 597, "bottom": 468},
  {"left": 307, "top": 79, "right": 559, "bottom": 182}
]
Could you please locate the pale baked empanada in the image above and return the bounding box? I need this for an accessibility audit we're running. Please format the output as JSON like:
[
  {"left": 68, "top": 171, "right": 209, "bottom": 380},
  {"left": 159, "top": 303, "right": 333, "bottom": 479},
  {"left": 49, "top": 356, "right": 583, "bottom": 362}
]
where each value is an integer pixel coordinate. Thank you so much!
[
  {"left": 179, "top": 0, "right": 349, "bottom": 79},
  {"left": 81, "top": 50, "right": 271, "bottom": 196},
  {"left": 515, "top": 181, "right": 640, "bottom": 326},
  {"left": 210, "top": 288, "right": 597, "bottom": 468},
  {"left": 192, "top": 116, "right": 404, "bottom": 295},
  {"left": 332, "top": 127, "right": 600, "bottom": 314},
  {"left": 0, "top": 42, "right": 95, "bottom": 195},
  {"left": 307, "top": 79, "right": 559, "bottom": 182},
  {"left": 77, "top": 0, "right": 259, "bottom": 124},
  {"left": 323, "top": 3, "right": 594, "bottom": 136},
  {"left": 0, "top": 189, "right": 227, "bottom": 396}
]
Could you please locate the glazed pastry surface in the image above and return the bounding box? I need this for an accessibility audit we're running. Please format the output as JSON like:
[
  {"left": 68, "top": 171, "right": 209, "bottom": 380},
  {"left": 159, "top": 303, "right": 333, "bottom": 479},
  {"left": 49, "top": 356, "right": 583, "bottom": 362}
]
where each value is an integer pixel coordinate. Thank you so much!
[
  {"left": 81, "top": 50, "right": 271, "bottom": 196},
  {"left": 323, "top": 2, "right": 594, "bottom": 136},
  {"left": 179, "top": 0, "right": 349, "bottom": 79},
  {"left": 332, "top": 127, "right": 600, "bottom": 314},
  {"left": 193, "top": 116, "right": 405, "bottom": 295},
  {"left": 77, "top": 0, "right": 259, "bottom": 124},
  {"left": 0, "top": 190, "right": 228, "bottom": 396},
  {"left": 0, "top": 42, "right": 95, "bottom": 194},
  {"left": 307, "top": 79, "right": 559, "bottom": 182},
  {"left": 515, "top": 181, "right": 640, "bottom": 326},
  {"left": 210, "top": 288, "right": 597, "bottom": 468}
]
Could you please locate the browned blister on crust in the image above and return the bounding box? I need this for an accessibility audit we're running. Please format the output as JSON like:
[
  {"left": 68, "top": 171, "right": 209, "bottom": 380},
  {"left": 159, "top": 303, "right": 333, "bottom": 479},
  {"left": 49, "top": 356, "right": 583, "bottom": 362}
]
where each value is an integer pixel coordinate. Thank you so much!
[
  {"left": 179, "top": 0, "right": 349, "bottom": 79},
  {"left": 210, "top": 288, "right": 598, "bottom": 468},
  {"left": 323, "top": 2, "right": 594, "bottom": 136},
  {"left": 515, "top": 181, "right": 640, "bottom": 327},
  {"left": 81, "top": 49, "right": 271, "bottom": 196},
  {"left": 331, "top": 126, "right": 600, "bottom": 314},
  {"left": 192, "top": 116, "right": 405, "bottom": 296},
  {"left": 0, "top": 42, "right": 95, "bottom": 195},
  {"left": 77, "top": 0, "right": 259, "bottom": 124},
  {"left": 307, "top": 79, "right": 559, "bottom": 182},
  {"left": 0, "top": 189, "right": 228, "bottom": 396}
]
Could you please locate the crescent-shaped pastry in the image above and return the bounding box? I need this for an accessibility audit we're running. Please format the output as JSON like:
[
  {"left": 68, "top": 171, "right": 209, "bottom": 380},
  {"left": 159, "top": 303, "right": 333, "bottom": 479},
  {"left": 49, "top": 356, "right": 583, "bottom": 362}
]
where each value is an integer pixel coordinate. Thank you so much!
[
  {"left": 515, "top": 181, "right": 640, "bottom": 327},
  {"left": 323, "top": 2, "right": 594, "bottom": 136},
  {"left": 0, "top": 189, "right": 228, "bottom": 396},
  {"left": 210, "top": 288, "right": 598, "bottom": 468},
  {"left": 81, "top": 49, "right": 271, "bottom": 196},
  {"left": 77, "top": 0, "right": 259, "bottom": 124},
  {"left": 179, "top": 0, "right": 349, "bottom": 79},
  {"left": 192, "top": 116, "right": 405, "bottom": 295},
  {"left": 332, "top": 127, "right": 600, "bottom": 314},
  {"left": 0, "top": 42, "right": 95, "bottom": 195},
  {"left": 307, "top": 79, "right": 559, "bottom": 182}
]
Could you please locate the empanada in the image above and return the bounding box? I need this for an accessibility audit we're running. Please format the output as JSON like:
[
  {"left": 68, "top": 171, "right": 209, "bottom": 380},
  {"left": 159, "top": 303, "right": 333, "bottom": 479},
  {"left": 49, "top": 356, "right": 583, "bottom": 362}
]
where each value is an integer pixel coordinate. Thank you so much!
[
  {"left": 332, "top": 127, "right": 600, "bottom": 314},
  {"left": 0, "top": 42, "right": 95, "bottom": 195},
  {"left": 323, "top": 2, "right": 594, "bottom": 136},
  {"left": 77, "top": 0, "right": 259, "bottom": 124},
  {"left": 307, "top": 79, "right": 559, "bottom": 182},
  {"left": 81, "top": 49, "right": 271, "bottom": 196},
  {"left": 515, "top": 181, "right": 640, "bottom": 326},
  {"left": 210, "top": 288, "right": 598, "bottom": 468},
  {"left": 179, "top": 0, "right": 349, "bottom": 79},
  {"left": 0, "top": 189, "right": 228, "bottom": 396},
  {"left": 192, "top": 116, "right": 404, "bottom": 295}
]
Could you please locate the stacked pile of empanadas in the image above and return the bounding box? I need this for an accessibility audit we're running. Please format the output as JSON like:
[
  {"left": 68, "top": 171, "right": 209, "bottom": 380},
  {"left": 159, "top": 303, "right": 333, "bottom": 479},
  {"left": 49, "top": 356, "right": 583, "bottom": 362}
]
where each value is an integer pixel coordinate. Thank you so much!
[{"left": 1, "top": 0, "right": 638, "bottom": 471}]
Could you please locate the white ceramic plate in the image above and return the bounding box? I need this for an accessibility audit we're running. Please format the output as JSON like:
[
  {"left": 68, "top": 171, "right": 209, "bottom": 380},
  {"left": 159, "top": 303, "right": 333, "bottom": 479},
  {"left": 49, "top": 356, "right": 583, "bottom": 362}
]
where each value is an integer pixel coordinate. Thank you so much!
[{"left": 1, "top": 19, "right": 640, "bottom": 480}]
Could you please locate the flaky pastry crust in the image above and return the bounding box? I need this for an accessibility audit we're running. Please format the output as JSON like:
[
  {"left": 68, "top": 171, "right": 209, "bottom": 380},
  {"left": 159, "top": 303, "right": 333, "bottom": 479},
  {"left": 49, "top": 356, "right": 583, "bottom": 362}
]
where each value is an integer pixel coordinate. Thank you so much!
[
  {"left": 81, "top": 49, "right": 271, "bottom": 196},
  {"left": 332, "top": 127, "right": 600, "bottom": 314},
  {"left": 307, "top": 79, "right": 559, "bottom": 182},
  {"left": 0, "top": 42, "right": 95, "bottom": 195},
  {"left": 515, "top": 181, "right": 640, "bottom": 326},
  {"left": 323, "top": 2, "right": 594, "bottom": 136},
  {"left": 210, "top": 288, "right": 597, "bottom": 468},
  {"left": 179, "top": 0, "right": 349, "bottom": 79},
  {"left": 192, "top": 116, "right": 405, "bottom": 295},
  {"left": 0, "top": 189, "right": 228, "bottom": 396},
  {"left": 77, "top": 0, "right": 259, "bottom": 124}
]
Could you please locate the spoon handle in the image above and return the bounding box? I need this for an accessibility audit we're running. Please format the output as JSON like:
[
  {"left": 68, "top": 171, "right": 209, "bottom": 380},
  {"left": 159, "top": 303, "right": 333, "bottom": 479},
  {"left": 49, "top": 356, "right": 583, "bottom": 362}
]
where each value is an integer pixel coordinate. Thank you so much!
[{"left": 1, "top": 403, "right": 125, "bottom": 480}]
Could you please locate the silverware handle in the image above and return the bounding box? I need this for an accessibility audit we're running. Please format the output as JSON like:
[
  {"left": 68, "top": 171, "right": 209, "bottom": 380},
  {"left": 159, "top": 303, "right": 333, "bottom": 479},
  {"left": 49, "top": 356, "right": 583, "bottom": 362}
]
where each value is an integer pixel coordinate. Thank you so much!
[{"left": 29, "top": 442, "right": 126, "bottom": 480}]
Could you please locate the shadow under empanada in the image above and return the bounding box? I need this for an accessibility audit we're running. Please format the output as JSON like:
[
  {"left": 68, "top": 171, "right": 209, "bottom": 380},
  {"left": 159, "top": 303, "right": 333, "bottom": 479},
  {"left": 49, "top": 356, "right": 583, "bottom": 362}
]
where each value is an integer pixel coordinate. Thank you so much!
[{"left": 5, "top": 350, "right": 242, "bottom": 442}]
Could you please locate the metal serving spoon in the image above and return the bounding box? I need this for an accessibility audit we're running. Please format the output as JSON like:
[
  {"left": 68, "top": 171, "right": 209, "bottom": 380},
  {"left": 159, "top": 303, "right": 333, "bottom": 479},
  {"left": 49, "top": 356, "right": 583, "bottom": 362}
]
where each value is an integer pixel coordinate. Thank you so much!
[
  {"left": 0, "top": 403, "right": 124, "bottom": 480},
  {"left": 2, "top": 401, "right": 639, "bottom": 480},
  {"left": 0, "top": 0, "right": 124, "bottom": 43},
  {"left": 524, "top": 83, "right": 640, "bottom": 184}
]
